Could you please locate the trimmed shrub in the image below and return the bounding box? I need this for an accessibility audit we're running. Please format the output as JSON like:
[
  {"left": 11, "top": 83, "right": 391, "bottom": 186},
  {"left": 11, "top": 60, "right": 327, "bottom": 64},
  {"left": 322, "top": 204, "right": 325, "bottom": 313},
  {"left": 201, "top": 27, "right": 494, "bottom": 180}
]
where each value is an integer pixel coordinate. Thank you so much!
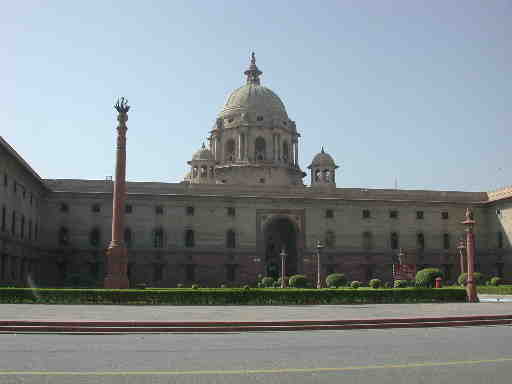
[
  {"left": 415, "top": 268, "right": 443, "bottom": 288},
  {"left": 394, "top": 280, "right": 408, "bottom": 288},
  {"left": 489, "top": 277, "right": 502, "bottom": 286},
  {"left": 457, "top": 272, "right": 486, "bottom": 286},
  {"left": 243, "top": 285, "right": 250, "bottom": 290},
  {"left": 350, "top": 281, "right": 361, "bottom": 289},
  {"left": 369, "top": 279, "right": 381, "bottom": 289},
  {"left": 260, "top": 277, "right": 275, "bottom": 288},
  {"left": 191, "top": 284, "right": 200, "bottom": 289},
  {"left": 326, "top": 273, "right": 347, "bottom": 288},
  {"left": 176, "top": 283, "right": 183, "bottom": 288},
  {"left": 288, "top": 275, "right": 309, "bottom": 288},
  {"left": 220, "top": 284, "right": 227, "bottom": 289}
]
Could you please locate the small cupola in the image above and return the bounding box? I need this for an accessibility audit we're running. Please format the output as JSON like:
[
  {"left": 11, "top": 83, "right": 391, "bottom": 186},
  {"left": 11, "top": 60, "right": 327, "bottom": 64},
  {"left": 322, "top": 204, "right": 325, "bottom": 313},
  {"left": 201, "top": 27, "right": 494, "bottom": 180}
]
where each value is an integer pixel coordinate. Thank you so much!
[{"left": 308, "top": 146, "right": 339, "bottom": 188}]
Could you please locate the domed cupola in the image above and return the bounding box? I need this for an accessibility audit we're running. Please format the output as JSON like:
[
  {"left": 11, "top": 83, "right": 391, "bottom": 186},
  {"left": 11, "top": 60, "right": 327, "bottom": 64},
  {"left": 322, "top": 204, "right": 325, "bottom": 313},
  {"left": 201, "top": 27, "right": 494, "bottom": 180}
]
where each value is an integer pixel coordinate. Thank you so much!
[
  {"left": 186, "top": 142, "right": 216, "bottom": 184},
  {"left": 308, "top": 147, "right": 339, "bottom": 188},
  {"left": 206, "top": 53, "right": 305, "bottom": 186}
]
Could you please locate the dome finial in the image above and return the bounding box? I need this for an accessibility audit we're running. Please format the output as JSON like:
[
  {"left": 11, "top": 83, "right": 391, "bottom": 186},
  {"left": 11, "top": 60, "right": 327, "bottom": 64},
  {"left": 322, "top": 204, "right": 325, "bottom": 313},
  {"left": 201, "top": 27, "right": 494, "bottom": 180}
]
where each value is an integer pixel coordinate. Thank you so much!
[
  {"left": 321, "top": 146, "right": 325, "bottom": 154},
  {"left": 244, "top": 51, "right": 262, "bottom": 85}
]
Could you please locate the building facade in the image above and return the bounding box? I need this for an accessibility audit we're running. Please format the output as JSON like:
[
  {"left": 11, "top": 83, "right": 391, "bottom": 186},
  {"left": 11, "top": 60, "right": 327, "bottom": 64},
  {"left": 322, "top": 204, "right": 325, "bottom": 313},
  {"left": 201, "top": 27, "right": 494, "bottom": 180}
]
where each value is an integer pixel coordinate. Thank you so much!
[{"left": 1, "top": 55, "right": 511, "bottom": 287}]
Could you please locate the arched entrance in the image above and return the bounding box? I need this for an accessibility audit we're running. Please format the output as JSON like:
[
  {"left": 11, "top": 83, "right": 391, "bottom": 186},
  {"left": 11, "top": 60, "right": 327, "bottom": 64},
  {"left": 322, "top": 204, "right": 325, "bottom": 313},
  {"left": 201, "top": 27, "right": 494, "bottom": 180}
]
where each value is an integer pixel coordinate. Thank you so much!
[{"left": 263, "top": 217, "right": 298, "bottom": 279}]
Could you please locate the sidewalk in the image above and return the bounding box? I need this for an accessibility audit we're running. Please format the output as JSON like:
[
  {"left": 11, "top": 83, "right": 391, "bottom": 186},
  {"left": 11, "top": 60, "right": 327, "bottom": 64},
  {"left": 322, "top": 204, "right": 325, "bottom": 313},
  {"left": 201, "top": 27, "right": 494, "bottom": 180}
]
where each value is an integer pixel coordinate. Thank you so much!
[{"left": 2, "top": 301, "right": 512, "bottom": 322}]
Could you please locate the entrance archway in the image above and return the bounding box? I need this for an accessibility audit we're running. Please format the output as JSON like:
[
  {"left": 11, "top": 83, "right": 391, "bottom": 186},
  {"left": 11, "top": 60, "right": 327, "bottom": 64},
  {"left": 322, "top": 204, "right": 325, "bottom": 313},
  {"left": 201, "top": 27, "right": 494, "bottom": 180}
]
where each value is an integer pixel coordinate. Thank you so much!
[{"left": 263, "top": 217, "right": 298, "bottom": 279}]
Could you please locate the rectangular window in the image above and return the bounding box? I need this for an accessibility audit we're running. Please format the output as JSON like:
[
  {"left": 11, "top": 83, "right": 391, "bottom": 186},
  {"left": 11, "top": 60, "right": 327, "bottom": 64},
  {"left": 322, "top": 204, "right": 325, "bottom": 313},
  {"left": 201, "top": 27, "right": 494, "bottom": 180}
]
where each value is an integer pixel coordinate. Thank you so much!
[
  {"left": 13, "top": 181, "right": 17, "bottom": 193},
  {"left": 3, "top": 174, "right": 7, "bottom": 187},
  {"left": 416, "top": 211, "right": 424, "bottom": 220},
  {"left": 20, "top": 215, "right": 25, "bottom": 239},
  {"left": 1, "top": 206, "right": 5, "bottom": 232},
  {"left": 125, "top": 204, "right": 133, "bottom": 214},
  {"left": 186, "top": 206, "right": 194, "bottom": 216},
  {"left": 362, "top": 209, "right": 371, "bottom": 219},
  {"left": 155, "top": 205, "right": 164, "bottom": 215},
  {"left": 441, "top": 211, "right": 449, "bottom": 220},
  {"left": 227, "top": 207, "right": 236, "bottom": 217},
  {"left": 11, "top": 211, "right": 16, "bottom": 236},
  {"left": 92, "top": 204, "right": 101, "bottom": 213},
  {"left": 389, "top": 210, "right": 398, "bottom": 219},
  {"left": 325, "top": 209, "right": 334, "bottom": 218}
]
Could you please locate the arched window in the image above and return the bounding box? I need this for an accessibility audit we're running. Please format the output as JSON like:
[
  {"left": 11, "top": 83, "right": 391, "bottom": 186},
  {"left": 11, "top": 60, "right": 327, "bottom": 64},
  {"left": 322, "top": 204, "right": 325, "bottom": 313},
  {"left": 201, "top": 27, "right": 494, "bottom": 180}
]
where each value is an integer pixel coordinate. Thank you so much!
[
  {"left": 323, "top": 169, "right": 330, "bottom": 182},
  {"left": 89, "top": 228, "right": 100, "bottom": 247},
  {"left": 282, "top": 141, "right": 289, "bottom": 162},
  {"left": 226, "top": 229, "right": 236, "bottom": 248},
  {"left": 314, "top": 169, "right": 321, "bottom": 182},
  {"left": 443, "top": 233, "right": 450, "bottom": 250},
  {"left": 185, "top": 229, "right": 195, "bottom": 248},
  {"left": 254, "top": 137, "right": 266, "bottom": 161},
  {"left": 209, "top": 166, "right": 215, "bottom": 177},
  {"left": 325, "top": 231, "right": 335, "bottom": 248},
  {"left": 192, "top": 166, "right": 198, "bottom": 178},
  {"left": 225, "top": 139, "right": 235, "bottom": 161},
  {"left": 58, "top": 226, "right": 69, "bottom": 246},
  {"left": 390, "top": 232, "right": 399, "bottom": 250},
  {"left": 362, "top": 231, "right": 373, "bottom": 250},
  {"left": 124, "top": 228, "right": 133, "bottom": 248},
  {"left": 153, "top": 228, "right": 164, "bottom": 248},
  {"left": 417, "top": 233, "right": 425, "bottom": 249}
]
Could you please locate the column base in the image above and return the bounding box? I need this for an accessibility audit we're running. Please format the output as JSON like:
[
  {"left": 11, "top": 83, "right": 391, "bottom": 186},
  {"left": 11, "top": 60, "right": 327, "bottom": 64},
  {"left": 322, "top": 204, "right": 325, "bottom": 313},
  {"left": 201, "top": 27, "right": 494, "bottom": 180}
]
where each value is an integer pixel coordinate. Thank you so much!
[
  {"left": 466, "top": 282, "right": 479, "bottom": 303},
  {"left": 104, "top": 274, "right": 130, "bottom": 289}
]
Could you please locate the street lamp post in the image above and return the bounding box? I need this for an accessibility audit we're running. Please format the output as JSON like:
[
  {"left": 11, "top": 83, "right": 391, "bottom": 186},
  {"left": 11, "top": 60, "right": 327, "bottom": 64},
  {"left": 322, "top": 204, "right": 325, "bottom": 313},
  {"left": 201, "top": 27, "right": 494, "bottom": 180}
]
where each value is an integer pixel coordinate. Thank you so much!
[
  {"left": 457, "top": 238, "right": 466, "bottom": 276},
  {"left": 280, "top": 248, "right": 287, "bottom": 288},
  {"left": 316, "top": 240, "right": 325, "bottom": 289},
  {"left": 461, "top": 208, "right": 478, "bottom": 303}
]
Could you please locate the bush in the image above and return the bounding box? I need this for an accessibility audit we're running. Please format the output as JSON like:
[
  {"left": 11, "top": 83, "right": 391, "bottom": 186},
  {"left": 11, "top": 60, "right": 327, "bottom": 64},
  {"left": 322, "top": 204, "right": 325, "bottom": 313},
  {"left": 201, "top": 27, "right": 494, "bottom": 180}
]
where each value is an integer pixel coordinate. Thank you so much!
[
  {"left": 176, "top": 283, "right": 183, "bottom": 288},
  {"left": 457, "top": 272, "right": 486, "bottom": 286},
  {"left": 489, "top": 277, "right": 502, "bottom": 286},
  {"left": 394, "top": 280, "right": 408, "bottom": 288},
  {"left": 260, "top": 277, "right": 275, "bottom": 288},
  {"left": 243, "top": 285, "right": 250, "bottom": 290},
  {"left": 191, "top": 284, "right": 200, "bottom": 289},
  {"left": 350, "top": 281, "right": 361, "bottom": 289},
  {"left": 220, "top": 284, "right": 227, "bottom": 289},
  {"left": 369, "top": 279, "right": 381, "bottom": 289},
  {"left": 415, "top": 268, "right": 443, "bottom": 288},
  {"left": 326, "top": 273, "right": 347, "bottom": 288},
  {"left": 288, "top": 275, "right": 309, "bottom": 288}
]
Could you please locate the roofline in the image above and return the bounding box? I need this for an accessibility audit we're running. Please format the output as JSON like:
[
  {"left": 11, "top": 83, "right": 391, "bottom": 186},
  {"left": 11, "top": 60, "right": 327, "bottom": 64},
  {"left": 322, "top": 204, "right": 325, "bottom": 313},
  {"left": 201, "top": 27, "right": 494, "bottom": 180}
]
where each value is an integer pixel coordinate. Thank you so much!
[{"left": 0, "top": 136, "right": 48, "bottom": 189}]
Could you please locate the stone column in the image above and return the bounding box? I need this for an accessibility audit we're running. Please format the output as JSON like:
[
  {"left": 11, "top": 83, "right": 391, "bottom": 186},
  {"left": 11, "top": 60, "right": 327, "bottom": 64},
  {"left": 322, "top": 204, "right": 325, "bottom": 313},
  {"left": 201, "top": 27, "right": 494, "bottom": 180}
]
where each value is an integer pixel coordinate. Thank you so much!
[
  {"left": 104, "top": 97, "right": 130, "bottom": 289},
  {"left": 461, "top": 208, "right": 478, "bottom": 302},
  {"left": 294, "top": 141, "right": 298, "bottom": 166}
]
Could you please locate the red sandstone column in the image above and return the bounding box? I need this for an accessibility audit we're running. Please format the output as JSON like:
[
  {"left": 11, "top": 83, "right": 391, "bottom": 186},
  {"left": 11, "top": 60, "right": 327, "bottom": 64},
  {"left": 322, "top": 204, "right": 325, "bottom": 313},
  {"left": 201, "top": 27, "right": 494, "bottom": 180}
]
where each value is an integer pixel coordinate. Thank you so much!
[
  {"left": 461, "top": 208, "right": 478, "bottom": 302},
  {"left": 104, "top": 97, "right": 130, "bottom": 289}
]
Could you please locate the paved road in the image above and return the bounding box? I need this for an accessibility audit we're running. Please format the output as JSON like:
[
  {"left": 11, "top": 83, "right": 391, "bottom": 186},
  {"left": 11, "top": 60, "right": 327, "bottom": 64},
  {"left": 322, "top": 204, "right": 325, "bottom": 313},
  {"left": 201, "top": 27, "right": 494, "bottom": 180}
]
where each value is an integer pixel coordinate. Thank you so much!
[
  {"left": 2, "top": 300, "right": 512, "bottom": 322},
  {"left": 1, "top": 325, "right": 511, "bottom": 383}
]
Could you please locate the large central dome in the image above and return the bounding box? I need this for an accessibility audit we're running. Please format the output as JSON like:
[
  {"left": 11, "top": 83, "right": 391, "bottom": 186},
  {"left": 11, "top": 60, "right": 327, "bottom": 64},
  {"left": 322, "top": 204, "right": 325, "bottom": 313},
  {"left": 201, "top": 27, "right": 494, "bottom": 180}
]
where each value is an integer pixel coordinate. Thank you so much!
[{"left": 219, "top": 53, "right": 288, "bottom": 120}]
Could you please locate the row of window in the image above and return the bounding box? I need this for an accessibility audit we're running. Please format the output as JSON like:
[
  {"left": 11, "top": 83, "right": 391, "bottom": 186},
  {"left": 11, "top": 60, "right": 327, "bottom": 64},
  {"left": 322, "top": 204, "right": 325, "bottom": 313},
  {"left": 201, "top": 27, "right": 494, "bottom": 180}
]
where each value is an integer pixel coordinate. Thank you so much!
[
  {"left": 325, "top": 209, "right": 450, "bottom": 220},
  {"left": 1, "top": 206, "right": 38, "bottom": 241},
  {"left": 58, "top": 203, "right": 236, "bottom": 217},
  {"left": 58, "top": 227, "right": 237, "bottom": 249},
  {"left": 3, "top": 173, "right": 36, "bottom": 206}
]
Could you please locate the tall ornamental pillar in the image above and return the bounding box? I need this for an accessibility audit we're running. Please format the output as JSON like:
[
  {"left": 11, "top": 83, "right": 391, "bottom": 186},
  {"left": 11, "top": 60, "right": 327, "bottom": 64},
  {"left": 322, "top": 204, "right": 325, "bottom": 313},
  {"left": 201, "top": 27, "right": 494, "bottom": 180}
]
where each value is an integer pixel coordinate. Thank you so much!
[
  {"left": 461, "top": 208, "right": 478, "bottom": 302},
  {"left": 104, "top": 97, "right": 130, "bottom": 289}
]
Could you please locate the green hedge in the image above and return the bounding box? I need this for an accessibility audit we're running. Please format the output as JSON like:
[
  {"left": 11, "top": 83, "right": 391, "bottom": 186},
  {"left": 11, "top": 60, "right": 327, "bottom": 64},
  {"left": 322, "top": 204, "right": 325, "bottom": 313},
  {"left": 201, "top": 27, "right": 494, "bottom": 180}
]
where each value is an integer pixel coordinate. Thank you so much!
[
  {"left": 0, "top": 287, "right": 467, "bottom": 305},
  {"left": 477, "top": 285, "right": 512, "bottom": 295}
]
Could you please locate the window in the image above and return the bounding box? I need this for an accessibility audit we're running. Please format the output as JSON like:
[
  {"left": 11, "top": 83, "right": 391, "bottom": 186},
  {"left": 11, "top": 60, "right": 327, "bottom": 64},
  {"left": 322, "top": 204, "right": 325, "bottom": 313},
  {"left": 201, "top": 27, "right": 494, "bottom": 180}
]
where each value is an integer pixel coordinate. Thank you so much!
[
  {"left": 442, "top": 211, "right": 449, "bottom": 220},
  {"left": 226, "top": 264, "right": 236, "bottom": 282},
  {"left": 155, "top": 205, "right": 164, "bottom": 215},
  {"left": 59, "top": 203, "right": 69, "bottom": 213},
  {"left": 366, "top": 265, "right": 375, "bottom": 281},
  {"left": 13, "top": 181, "right": 17, "bottom": 193},
  {"left": 443, "top": 233, "right": 450, "bottom": 250},
  {"left": 59, "top": 227, "right": 70, "bottom": 246},
  {"left": 89, "top": 228, "right": 100, "bottom": 247},
  {"left": 416, "top": 211, "right": 424, "bottom": 220},
  {"left": 498, "top": 232, "right": 503, "bottom": 249},
  {"left": 34, "top": 223, "right": 38, "bottom": 241},
  {"left": 226, "top": 230, "right": 236, "bottom": 248},
  {"left": 362, "top": 209, "right": 371, "bottom": 219},
  {"left": 325, "top": 231, "right": 335, "bottom": 248},
  {"left": 153, "top": 228, "right": 164, "bottom": 248},
  {"left": 259, "top": 178, "right": 265, "bottom": 184},
  {"left": 22, "top": 187, "right": 26, "bottom": 199},
  {"left": 417, "top": 233, "right": 425, "bottom": 249},
  {"left": 389, "top": 210, "right": 398, "bottom": 219},
  {"left": 186, "top": 206, "right": 194, "bottom": 216},
  {"left": 257, "top": 116, "right": 264, "bottom": 121},
  {"left": 125, "top": 204, "right": 133, "bottom": 214},
  {"left": 390, "top": 232, "right": 399, "bottom": 250},
  {"left": 362, "top": 231, "right": 373, "bottom": 250},
  {"left": 1, "top": 206, "right": 5, "bottom": 232},
  {"left": 3, "top": 174, "right": 7, "bottom": 187},
  {"left": 89, "top": 262, "right": 100, "bottom": 280},
  {"left": 227, "top": 207, "right": 236, "bottom": 217},
  {"left": 282, "top": 141, "right": 289, "bottom": 162},
  {"left": 225, "top": 139, "right": 235, "bottom": 161},
  {"left": 20, "top": 215, "right": 25, "bottom": 239},
  {"left": 92, "top": 204, "right": 101, "bottom": 213},
  {"left": 325, "top": 209, "right": 334, "bottom": 219},
  {"left": 186, "top": 264, "right": 196, "bottom": 281},
  {"left": 185, "top": 229, "right": 195, "bottom": 248},
  {"left": 28, "top": 220, "right": 32, "bottom": 240},
  {"left": 124, "top": 228, "right": 132, "bottom": 248},
  {"left": 254, "top": 137, "right": 266, "bottom": 161},
  {"left": 11, "top": 211, "right": 16, "bottom": 236}
]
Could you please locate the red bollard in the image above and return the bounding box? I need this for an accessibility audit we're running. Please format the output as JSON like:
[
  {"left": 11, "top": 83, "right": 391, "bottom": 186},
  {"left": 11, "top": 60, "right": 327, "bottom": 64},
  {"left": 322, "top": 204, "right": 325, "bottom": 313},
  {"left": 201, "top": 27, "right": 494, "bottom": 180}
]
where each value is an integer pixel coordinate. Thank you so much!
[{"left": 435, "top": 277, "right": 443, "bottom": 288}]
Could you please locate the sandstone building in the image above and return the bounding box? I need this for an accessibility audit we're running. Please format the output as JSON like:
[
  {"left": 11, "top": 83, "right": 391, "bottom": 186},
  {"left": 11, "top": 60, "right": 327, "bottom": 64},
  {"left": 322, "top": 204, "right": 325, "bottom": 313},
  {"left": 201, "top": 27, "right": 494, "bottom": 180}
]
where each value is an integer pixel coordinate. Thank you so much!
[{"left": 1, "top": 55, "right": 511, "bottom": 287}]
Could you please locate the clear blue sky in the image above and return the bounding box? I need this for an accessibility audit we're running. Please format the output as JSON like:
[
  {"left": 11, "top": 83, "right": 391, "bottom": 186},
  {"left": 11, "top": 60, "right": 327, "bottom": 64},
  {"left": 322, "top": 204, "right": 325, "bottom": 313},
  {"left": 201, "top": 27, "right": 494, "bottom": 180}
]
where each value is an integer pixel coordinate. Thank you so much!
[{"left": 2, "top": 1, "right": 510, "bottom": 191}]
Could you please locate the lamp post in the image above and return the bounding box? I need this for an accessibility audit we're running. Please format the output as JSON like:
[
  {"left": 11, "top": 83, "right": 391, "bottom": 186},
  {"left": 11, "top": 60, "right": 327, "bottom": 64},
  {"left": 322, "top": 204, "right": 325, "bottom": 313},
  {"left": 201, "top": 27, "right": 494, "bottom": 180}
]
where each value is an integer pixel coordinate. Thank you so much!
[
  {"left": 461, "top": 208, "right": 478, "bottom": 303},
  {"left": 280, "top": 248, "right": 287, "bottom": 288},
  {"left": 457, "top": 238, "right": 466, "bottom": 276},
  {"left": 316, "top": 240, "right": 324, "bottom": 289}
]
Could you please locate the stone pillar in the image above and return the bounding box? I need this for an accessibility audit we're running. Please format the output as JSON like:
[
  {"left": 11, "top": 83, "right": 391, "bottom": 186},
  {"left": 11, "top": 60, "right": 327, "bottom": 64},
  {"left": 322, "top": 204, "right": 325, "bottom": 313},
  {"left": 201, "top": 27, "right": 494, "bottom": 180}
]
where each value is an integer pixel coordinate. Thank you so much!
[
  {"left": 104, "top": 97, "right": 130, "bottom": 289},
  {"left": 294, "top": 141, "right": 298, "bottom": 166},
  {"left": 272, "top": 135, "right": 276, "bottom": 161},
  {"left": 461, "top": 208, "right": 478, "bottom": 302}
]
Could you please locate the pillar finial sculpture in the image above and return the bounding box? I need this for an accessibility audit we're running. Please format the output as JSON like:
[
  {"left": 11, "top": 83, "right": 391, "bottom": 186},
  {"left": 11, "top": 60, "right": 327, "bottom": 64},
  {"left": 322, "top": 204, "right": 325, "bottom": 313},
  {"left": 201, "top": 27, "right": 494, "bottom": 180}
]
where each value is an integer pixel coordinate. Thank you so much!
[
  {"left": 461, "top": 207, "right": 478, "bottom": 302},
  {"left": 104, "top": 97, "right": 130, "bottom": 289}
]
